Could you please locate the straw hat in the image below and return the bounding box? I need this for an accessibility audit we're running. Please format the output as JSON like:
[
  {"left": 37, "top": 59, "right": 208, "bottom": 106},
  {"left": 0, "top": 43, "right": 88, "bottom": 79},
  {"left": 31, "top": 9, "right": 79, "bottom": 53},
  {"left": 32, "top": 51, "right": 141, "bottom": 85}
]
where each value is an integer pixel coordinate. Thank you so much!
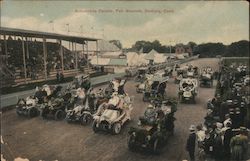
[{"left": 189, "top": 125, "right": 196, "bottom": 132}]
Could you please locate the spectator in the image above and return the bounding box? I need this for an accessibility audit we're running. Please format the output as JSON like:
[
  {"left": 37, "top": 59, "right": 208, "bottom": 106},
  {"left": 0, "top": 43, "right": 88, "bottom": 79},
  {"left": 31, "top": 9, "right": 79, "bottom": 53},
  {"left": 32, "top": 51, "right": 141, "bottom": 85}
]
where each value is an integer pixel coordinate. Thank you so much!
[
  {"left": 230, "top": 128, "right": 248, "bottom": 161},
  {"left": 186, "top": 125, "right": 196, "bottom": 161},
  {"left": 223, "top": 122, "right": 233, "bottom": 160}
]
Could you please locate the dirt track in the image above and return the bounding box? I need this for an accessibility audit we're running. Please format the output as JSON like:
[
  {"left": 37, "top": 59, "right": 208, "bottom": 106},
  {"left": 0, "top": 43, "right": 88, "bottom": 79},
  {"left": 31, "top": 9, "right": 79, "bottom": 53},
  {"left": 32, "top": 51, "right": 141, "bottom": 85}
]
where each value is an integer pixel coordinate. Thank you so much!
[{"left": 1, "top": 58, "right": 220, "bottom": 161}]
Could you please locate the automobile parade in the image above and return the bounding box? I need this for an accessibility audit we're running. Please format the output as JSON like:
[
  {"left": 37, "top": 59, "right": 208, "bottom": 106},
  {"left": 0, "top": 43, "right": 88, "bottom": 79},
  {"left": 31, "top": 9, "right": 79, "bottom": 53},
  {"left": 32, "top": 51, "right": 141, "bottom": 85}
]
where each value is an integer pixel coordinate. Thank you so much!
[{"left": 1, "top": 1, "right": 249, "bottom": 161}]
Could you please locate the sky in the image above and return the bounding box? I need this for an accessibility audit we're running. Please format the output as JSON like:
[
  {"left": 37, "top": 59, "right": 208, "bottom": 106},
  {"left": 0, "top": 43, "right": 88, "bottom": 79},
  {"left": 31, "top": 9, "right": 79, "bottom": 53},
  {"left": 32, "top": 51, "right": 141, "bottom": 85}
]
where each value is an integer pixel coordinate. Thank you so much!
[{"left": 1, "top": 0, "right": 249, "bottom": 48}]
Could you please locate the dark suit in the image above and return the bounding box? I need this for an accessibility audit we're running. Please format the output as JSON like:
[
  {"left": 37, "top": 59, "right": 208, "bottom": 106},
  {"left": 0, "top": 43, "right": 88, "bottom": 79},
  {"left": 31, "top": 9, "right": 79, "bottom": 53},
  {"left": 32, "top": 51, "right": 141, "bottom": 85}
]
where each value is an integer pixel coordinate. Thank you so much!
[{"left": 186, "top": 132, "right": 196, "bottom": 161}]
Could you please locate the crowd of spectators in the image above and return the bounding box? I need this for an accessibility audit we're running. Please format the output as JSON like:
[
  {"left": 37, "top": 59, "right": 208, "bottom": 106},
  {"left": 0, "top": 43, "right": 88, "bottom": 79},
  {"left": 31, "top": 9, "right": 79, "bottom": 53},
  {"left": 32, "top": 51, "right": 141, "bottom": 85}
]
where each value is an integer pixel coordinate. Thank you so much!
[
  {"left": 186, "top": 64, "right": 249, "bottom": 161},
  {"left": 1, "top": 39, "right": 89, "bottom": 80}
]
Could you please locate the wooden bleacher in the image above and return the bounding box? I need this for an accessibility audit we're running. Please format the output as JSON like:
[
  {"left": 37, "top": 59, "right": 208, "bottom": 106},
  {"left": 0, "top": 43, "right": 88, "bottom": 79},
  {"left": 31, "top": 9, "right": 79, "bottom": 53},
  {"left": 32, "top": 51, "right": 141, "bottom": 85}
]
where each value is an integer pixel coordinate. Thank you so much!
[{"left": 13, "top": 66, "right": 96, "bottom": 86}]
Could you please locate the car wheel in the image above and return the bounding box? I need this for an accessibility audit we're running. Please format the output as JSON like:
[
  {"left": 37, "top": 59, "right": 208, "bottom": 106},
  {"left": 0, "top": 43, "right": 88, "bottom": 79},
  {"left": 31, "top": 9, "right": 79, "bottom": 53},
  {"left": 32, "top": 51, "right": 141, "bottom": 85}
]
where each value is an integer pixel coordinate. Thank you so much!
[
  {"left": 179, "top": 95, "right": 183, "bottom": 103},
  {"left": 28, "top": 107, "right": 38, "bottom": 118},
  {"left": 65, "top": 113, "right": 72, "bottom": 123},
  {"left": 128, "top": 135, "right": 136, "bottom": 151},
  {"left": 112, "top": 122, "right": 122, "bottom": 135},
  {"left": 80, "top": 114, "right": 92, "bottom": 126},
  {"left": 153, "top": 139, "right": 161, "bottom": 154},
  {"left": 92, "top": 120, "right": 99, "bottom": 133},
  {"left": 41, "top": 108, "right": 48, "bottom": 119},
  {"left": 210, "top": 81, "right": 213, "bottom": 87},
  {"left": 54, "top": 110, "right": 66, "bottom": 120},
  {"left": 192, "top": 97, "right": 196, "bottom": 104},
  {"left": 16, "top": 108, "right": 22, "bottom": 116}
]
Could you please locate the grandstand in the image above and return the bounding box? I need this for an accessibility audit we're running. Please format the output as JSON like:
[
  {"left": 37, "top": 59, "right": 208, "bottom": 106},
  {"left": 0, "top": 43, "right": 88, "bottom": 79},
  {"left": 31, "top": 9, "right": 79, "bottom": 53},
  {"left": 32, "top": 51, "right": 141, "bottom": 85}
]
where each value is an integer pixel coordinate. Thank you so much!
[{"left": 0, "top": 27, "right": 100, "bottom": 88}]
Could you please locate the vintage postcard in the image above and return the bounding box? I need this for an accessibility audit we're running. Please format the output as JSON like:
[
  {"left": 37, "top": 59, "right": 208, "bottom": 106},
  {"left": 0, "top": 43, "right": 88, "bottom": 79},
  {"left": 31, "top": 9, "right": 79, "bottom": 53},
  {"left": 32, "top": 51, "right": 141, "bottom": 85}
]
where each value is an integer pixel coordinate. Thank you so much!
[{"left": 0, "top": 1, "right": 249, "bottom": 161}]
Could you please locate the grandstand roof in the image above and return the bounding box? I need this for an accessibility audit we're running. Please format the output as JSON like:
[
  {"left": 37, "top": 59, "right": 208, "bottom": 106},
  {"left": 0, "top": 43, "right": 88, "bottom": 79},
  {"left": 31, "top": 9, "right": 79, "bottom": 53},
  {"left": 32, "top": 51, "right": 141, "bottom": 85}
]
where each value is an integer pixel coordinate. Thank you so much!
[{"left": 0, "top": 27, "right": 99, "bottom": 44}]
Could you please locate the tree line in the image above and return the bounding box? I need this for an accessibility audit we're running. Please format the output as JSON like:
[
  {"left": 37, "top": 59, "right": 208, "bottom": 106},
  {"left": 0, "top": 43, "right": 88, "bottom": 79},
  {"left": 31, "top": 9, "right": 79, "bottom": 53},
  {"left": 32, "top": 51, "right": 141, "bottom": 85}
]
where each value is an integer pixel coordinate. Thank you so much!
[{"left": 110, "top": 39, "right": 249, "bottom": 57}]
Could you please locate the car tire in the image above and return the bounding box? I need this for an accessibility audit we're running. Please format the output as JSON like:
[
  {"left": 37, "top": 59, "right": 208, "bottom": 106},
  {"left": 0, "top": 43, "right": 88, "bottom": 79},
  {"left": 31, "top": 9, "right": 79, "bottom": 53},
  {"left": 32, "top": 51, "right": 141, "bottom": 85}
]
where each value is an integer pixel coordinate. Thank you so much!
[
  {"left": 16, "top": 108, "right": 22, "bottom": 116},
  {"left": 128, "top": 135, "right": 136, "bottom": 151},
  {"left": 92, "top": 120, "right": 99, "bottom": 133},
  {"left": 112, "top": 122, "right": 122, "bottom": 135},
  {"left": 28, "top": 107, "right": 38, "bottom": 118},
  {"left": 54, "top": 110, "right": 66, "bottom": 120},
  {"left": 80, "top": 114, "right": 92, "bottom": 126},
  {"left": 179, "top": 95, "right": 183, "bottom": 103},
  {"left": 210, "top": 81, "right": 213, "bottom": 87},
  {"left": 153, "top": 139, "right": 161, "bottom": 154},
  {"left": 41, "top": 108, "right": 48, "bottom": 119},
  {"left": 65, "top": 113, "right": 72, "bottom": 123},
  {"left": 192, "top": 97, "right": 196, "bottom": 104}
]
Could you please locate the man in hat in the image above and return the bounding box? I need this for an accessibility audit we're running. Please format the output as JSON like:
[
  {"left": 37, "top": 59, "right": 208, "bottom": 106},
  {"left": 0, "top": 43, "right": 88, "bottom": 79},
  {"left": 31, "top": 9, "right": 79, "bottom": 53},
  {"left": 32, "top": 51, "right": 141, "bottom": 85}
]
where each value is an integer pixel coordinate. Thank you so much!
[
  {"left": 223, "top": 122, "right": 233, "bottom": 160},
  {"left": 203, "top": 129, "right": 214, "bottom": 158},
  {"left": 234, "top": 108, "right": 242, "bottom": 128},
  {"left": 186, "top": 125, "right": 196, "bottom": 161},
  {"left": 223, "top": 113, "right": 232, "bottom": 127},
  {"left": 230, "top": 127, "right": 248, "bottom": 161},
  {"left": 81, "top": 75, "right": 91, "bottom": 91}
]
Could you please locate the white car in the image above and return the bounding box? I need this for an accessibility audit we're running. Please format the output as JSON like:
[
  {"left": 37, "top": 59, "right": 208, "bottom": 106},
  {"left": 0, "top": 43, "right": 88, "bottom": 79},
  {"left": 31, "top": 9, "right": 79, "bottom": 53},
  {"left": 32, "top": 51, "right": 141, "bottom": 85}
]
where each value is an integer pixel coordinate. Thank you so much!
[
  {"left": 92, "top": 94, "right": 133, "bottom": 134},
  {"left": 179, "top": 78, "right": 198, "bottom": 103}
]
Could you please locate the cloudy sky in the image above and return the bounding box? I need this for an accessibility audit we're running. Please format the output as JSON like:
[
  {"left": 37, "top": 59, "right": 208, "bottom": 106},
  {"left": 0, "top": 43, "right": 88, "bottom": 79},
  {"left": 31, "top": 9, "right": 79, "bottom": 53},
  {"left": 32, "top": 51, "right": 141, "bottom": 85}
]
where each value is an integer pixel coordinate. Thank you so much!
[{"left": 1, "top": 0, "right": 249, "bottom": 48}]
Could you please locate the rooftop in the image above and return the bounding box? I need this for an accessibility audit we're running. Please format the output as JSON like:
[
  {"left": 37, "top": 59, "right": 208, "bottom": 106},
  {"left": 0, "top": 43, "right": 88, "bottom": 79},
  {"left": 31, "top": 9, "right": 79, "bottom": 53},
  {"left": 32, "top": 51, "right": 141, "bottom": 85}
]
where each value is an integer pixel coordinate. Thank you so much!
[{"left": 0, "top": 27, "right": 99, "bottom": 44}]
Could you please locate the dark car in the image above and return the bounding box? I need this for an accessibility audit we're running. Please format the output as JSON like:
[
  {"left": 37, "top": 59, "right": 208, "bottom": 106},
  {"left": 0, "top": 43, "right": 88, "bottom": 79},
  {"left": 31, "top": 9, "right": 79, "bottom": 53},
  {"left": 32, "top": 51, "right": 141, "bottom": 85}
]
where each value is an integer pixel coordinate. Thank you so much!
[{"left": 128, "top": 100, "right": 176, "bottom": 154}]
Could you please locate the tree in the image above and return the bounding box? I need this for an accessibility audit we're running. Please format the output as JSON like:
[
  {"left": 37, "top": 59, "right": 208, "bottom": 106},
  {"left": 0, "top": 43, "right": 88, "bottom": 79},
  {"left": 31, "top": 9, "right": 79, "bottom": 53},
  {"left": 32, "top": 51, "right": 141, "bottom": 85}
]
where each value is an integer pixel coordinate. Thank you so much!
[
  {"left": 225, "top": 40, "right": 249, "bottom": 57},
  {"left": 129, "top": 40, "right": 249, "bottom": 58},
  {"left": 109, "top": 40, "right": 122, "bottom": 49},
  {"left": 194, "top": 43, "right": 226, "bottom": 57}
]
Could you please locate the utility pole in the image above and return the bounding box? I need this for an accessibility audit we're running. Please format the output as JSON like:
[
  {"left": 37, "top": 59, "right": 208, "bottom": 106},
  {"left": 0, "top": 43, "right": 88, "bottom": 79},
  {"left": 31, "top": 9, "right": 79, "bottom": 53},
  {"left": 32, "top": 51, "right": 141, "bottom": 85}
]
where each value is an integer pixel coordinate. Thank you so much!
[
  {"left": 66, "top": 23, "right": 70, "bottom": 34},
  {"left": 49, "top": 20, "right": 54, "bottom": 32},
  {"left": 169, "top": 40, "right": 172, "bottom": 54},
  {"left": 80, "top": 25, "right": 83, "bottom": 35}
]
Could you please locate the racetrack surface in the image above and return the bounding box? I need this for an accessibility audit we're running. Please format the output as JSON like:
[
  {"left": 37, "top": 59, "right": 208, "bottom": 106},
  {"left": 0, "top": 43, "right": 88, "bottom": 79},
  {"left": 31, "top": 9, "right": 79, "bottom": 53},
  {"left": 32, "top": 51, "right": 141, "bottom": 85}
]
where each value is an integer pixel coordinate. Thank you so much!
[{"left": 1, "top": 58, "right": 220, "bottom": 161}]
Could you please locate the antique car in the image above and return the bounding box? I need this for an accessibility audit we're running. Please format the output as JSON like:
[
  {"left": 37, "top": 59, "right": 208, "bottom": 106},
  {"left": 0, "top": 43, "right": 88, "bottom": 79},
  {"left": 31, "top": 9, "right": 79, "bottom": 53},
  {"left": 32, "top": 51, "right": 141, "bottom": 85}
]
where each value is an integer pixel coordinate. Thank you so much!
[
  {"left": 67, "top": 74, "right": 91, "bottom": 91},
  {"left": 178, "top": 78, "right": 198, "bottom": 103},
  {"left": 127, "top": 100, "right": 176, "bottom": 153},
  {"left": 136, "top": 74, "right": 154, "bottom": 93},
  {"left": 142, "top": 76, "right": 168, "bottom": 102},
  {"left": 16, "top": 96, "right": 40, "bottom": 117},
  {"left": 34, "top": 84, "right": 63, "bottom": 104},
  {"left": 66, "top": 89, "right": 109, "bottom": 125},
  {"left": 199, "top": 67, "right": 213, "bottom": 87},
  {"left": 92, "top": 93, "right": 133, "bottom": 134},
  {"left": 135, "top": 67, "right": 148, "bottom": 82},
  {"left": 40, "top": 92, "right": 71, "bottom": 120}
]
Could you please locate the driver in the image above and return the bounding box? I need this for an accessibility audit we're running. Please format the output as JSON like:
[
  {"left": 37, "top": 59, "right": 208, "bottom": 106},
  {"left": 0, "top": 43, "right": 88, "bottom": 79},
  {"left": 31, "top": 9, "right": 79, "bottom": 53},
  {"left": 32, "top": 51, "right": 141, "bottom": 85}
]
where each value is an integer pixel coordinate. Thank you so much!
[
  {"left": 76, "top": 88, "right": 86, "bottom": 99},
  {"left": 118, "top": 79, "right": 126, "bottom": 95},
  {"left": 43, "top": 85, "right": 52, "bottom": 96},
  {"left": 107, "top": 79, "right": 119, "bottom": 93},
  {"left": 26, "top": 96, "right": 36, "bottom": 106},
  {"left": 108, "top": 92, "right": 120, "bottom": 108},
  {"left": 81, "top": 75, "right": 91, "bottom": 91}
]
